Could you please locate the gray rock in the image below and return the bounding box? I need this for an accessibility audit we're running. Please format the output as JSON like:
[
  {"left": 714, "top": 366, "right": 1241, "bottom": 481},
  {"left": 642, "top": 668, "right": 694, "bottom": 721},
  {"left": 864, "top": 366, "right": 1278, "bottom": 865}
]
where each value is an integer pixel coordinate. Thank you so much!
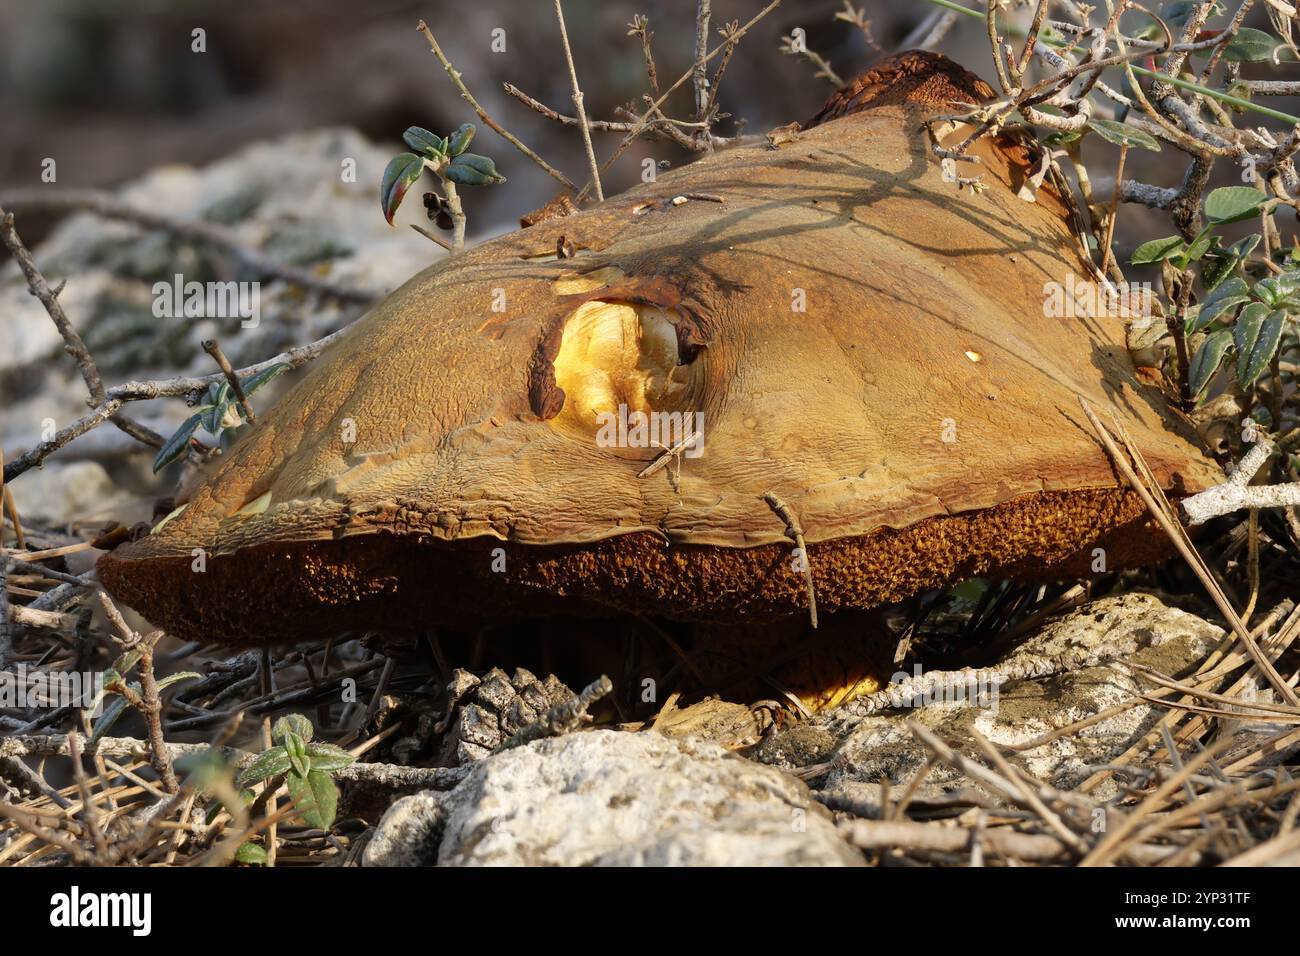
[
  {"left": 6, "top": 460, "right": 136, "bottom": 525},
  {"left": 364, "top": 729, "right": 862, "bottom": 867},
  {"left": 760, "top": 593, "right": 1226, "bottom": 801}
]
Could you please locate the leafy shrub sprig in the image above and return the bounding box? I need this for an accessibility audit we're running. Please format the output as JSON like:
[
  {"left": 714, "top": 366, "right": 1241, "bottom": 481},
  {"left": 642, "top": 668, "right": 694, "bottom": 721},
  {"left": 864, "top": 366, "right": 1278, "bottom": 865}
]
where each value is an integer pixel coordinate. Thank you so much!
[
  {"left": 1131, "top": 186, "right": 1300, "bottom": 411},
  {"left": 380, "top": 123, "right": 505, "bottom": 248},
  {"left": 237, "top": 714, "right": 356, "bottom": 831},
  {"left": 153, "top": 362, "right": 290, "bottom": 472}
]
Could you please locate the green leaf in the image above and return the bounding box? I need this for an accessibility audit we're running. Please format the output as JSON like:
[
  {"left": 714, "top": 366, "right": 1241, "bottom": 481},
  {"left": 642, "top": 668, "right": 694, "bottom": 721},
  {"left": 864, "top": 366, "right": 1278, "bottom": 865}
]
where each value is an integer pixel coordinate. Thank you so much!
[
  {"left": 380, "top": 152, "right": 427, "bottom": 225},
  {"left": 109, "top": 646, "right": 144, "bottom": 682},
  {"left": 444, "top": 153, "right": 506, "bottom": 186},
  {"left": 304, "top": 742, "right": 356, "bottom": 774},
  {"left": 1233, "top": 301, "right": 1269, "bottom": 372},
  {"left": 1204, "top": 276, "right": 1249, "bottom": 304},
  {"left": 200, "top": 399, "right": 232, "bottom": 437},
  {"left": 1226, "top": 234, "right": 1261, "bottom": 260},
  {"left": 1238, "top": 309, "right": 1286, "bottom": 388},
  {"left": 1222, "top": 28, "right": 1277, "bottom": 63},
  {"left": 1087, "top": 119, "right": 1161, "bottom": 152},
  {"left": 240, "top": 362, "right": 291, "bottom": 396},
  {"left": 1188, "top": 295, "right": 1249, "bottom": 333},
  {"left": 1179, "top": 231, "right": 1214, "bottom": 264},
  {"left": 284, "top": 733, "right": 310, "bottom": 778},
  {"left": 1188, "top": 329, "right": 1233, "bottom": 398},
  {"left": 1200, "top": 255, "right": 1235, "bottom": 293},
  {"left": 90, "top": 696, "right": 130, "bottom": 745},
  {"left": 1204, "top": 186, "right": 1266, "bottom": 224},
  {"left": 153, "top": 412, "right": 204, "bottom": 472},
  {"left": 1255, "top": 275, "right": 1300, "bottom": 309},
  {"left": 403, "top": 126, "right": 445, "bottom": 157},
  {"left": 236, "top": 745, "right": 292, "bottom": 788},
  {"left": 235, "top": 843, "right": 268, "bottom": 866},
  {"left": 1253, "top": 277, "right": 1283, "bottom": 308},
  {"left": 158, "top": 671, "right": 201, "bottom": 692},
  {"left": 1042, "top": 130, "right": 1082, "bottom": 147},
  {"left": 1131, "top": 235, "right": 1185, "bottom": 265},
  {"left": 272, "top": 714, "right": 314, "bottom": 745},
  {"left": 1188, "top": 276, "right": 1249, "bottom": 333},
  {"left": 286, "top": 769, "right": 340, "bottom": 830},
  {"left": 445, "top": 123, "right": 475, "bottom": 157},
  {"left": 90, "top": 672, "right": 198, "bottom": 745}
]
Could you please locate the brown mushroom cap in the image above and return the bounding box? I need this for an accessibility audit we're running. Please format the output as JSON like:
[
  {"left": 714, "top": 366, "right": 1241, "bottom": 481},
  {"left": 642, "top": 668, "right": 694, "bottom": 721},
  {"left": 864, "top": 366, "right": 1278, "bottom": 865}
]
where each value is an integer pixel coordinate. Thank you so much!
[{"left": 99, "top": 53, "right": 1222, "bottom": 644}]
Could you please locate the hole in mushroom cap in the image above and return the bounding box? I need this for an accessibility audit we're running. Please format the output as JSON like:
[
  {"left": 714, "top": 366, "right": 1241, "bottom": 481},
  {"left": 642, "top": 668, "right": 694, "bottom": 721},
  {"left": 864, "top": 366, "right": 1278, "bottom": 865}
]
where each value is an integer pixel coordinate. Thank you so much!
[{"left": 549, "top": 299, "right": 705, "bottom": 443}]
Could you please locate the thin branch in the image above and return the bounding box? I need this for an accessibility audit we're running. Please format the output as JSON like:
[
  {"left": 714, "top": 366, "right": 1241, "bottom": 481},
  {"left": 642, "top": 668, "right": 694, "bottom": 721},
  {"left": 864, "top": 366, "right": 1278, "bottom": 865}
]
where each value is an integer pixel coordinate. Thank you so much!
[
  {"left": 3, "top": 399, "right": 124, "bottom": 484},
  {"left": 106, "top": 326, "right": 350, "bottom": 403},
  {"left": 577, "top": 0, "right": 785, "bottom": 202},
  {"left": 628, "top": 15, "right": 660, "bottom": 98},
  {"left": 415, "top": 20, "right": 576, "bottom": 193},
  {"left": 692, "top": 0, "right": 713, "bottom": 121},
  {"left": 504, "top": 81, "right": 725, "bottom": 152},
  {"left": 553, "top": 0, "right": 603, "bottom": 202},
  {"left": 919, "top": 10, "right": 959, "bottom": 49},
  {"left": 761, "top": 491, "right": 818, "bottom": 630},
  {"left": 779, "top": 33, "right": 843, "bottom": 86},
  {"left": 1078, "top": 400, "right": 1300, "bottom": 708},
  {"left": 5, "top": 323, "right": 352, "bottom": 483},
  {"left": 0, "top": 734, "right": 470, "bottom": 790},
  {"left": 1099, "top": 142, "right": 1128, "bottom": 279},
  {"left": 704, "top": 21, "right": 741, "bottom": 125},
  {"left": 1182, "top": 438, "right": 1300, "bottom": 523},
  {"left": 438, "top": 176, "right": 467, "bottom": 250},
  {"left": 0, "top": 208, "right": 162, "bottom": 451},
  {"left": 409, "top": 222, "right": 453, "bottom": 251}
]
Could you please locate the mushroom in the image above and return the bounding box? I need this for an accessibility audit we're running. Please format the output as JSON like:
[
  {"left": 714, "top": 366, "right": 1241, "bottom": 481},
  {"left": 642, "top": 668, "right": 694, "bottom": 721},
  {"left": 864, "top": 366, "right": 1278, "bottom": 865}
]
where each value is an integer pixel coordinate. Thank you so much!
[{"left": 99, "top": 52, "right": 1220, "bottom": 699}]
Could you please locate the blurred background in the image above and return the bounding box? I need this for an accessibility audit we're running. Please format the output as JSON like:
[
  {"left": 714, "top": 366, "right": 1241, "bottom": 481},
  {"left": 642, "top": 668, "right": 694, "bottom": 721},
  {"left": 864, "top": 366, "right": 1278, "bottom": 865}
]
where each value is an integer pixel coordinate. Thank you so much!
[{"left": 0, "top": 0, "right": 963, "bottom": 241}]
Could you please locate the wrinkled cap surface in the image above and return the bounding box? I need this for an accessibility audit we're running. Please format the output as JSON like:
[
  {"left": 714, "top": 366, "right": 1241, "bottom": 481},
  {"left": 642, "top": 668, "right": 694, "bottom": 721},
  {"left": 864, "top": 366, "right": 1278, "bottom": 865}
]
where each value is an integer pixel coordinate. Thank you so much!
[{"left": 100, "top": 53, "right": 1222, "bottom": 643}]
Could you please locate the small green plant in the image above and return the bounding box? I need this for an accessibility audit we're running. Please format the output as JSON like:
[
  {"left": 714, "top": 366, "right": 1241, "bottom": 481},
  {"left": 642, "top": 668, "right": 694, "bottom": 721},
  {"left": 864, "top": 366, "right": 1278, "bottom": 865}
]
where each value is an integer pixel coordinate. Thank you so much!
[
  {"left": 153, "top": 363, "right": 290, "bottom": 472},
  {"left": 1131, "top": 186, "right": 1300, "bottom": 410},
  {"left": 380, "top": 123, "right": 505, "bottom": 247},
  {"left": 237, "top": 714, "right": 356, "bottom": 831},
  {"left": 89, "top": 642, "right": 199, "bottom": 744}
]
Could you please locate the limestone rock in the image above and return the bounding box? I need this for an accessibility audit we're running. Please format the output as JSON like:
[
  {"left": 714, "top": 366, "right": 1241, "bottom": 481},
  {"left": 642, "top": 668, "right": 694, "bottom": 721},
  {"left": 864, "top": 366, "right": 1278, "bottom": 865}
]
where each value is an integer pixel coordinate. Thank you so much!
[
  {"left": 363, "top": 729, "right": 861, "bottom": 866},
  {"left": 759, "top": 593, "right": 1225, "bottom": 801}
]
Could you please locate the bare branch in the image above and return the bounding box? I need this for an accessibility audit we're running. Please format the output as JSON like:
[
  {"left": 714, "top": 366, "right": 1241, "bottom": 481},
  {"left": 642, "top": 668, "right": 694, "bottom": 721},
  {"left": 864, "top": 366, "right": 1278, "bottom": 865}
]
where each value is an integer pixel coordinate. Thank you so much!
[
  {"left": 1183, "top": 438, "right": 1300, "bottom": 524},
  {"left": 553, "top": 0, "right": 603, "bottom": 202},
  {"left": 416, "top": 20, "right": 576, "bottom": 194}
]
